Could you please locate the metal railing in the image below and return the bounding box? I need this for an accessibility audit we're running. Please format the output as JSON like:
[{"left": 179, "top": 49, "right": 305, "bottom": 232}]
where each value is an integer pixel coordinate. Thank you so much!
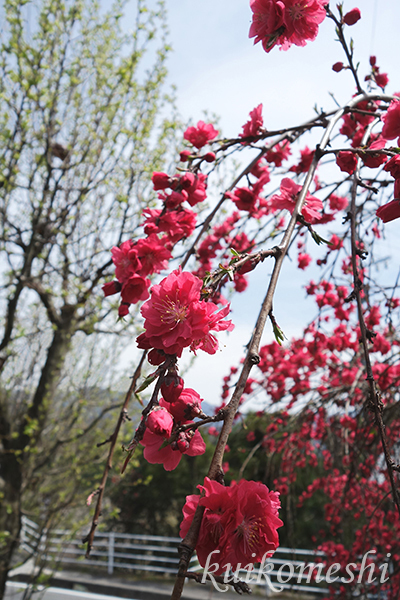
[{"left": 19, "top": 516, "right": 329, "bottom": 595}]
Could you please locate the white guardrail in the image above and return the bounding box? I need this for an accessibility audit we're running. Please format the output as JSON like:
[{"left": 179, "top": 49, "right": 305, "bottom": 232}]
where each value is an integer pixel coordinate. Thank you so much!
[{"left": 19, "top": 516, "right": 329, "bottom": 595}]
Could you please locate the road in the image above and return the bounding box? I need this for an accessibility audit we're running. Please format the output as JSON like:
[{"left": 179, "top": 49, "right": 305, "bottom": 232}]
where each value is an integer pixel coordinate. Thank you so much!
[{"left": 6, "top": 582, "right": 136, "bottom": 600}]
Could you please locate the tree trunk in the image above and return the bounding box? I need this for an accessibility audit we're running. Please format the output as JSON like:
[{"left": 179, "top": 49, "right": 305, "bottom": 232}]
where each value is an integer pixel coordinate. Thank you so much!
[
  {"left": 0, "top": 315, "right": 76, "bottom": 599},
  {"left": 0, "top": 452, "right": 22, "bottom": 599}
]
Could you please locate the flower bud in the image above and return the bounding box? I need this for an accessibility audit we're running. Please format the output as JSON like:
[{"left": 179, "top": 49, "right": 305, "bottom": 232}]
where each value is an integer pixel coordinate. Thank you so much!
[
  {"left": 179, "top": 150, "right": 191, "bottom": 162},
  {"left": 342, "top": 8, "right": 361, "bottom": 26},
  {"left": 203, "top": 152, "right": 216, "bottom": 163},
  {"left": 102, "top": 280, "right": 122, "bottom": 297},
  {"left": 152, "top": 172, "right": 172, "bottom": 190},
  {"left": 169, "top": 388, "right": 203, "bottom": 421},
  {"left": 332, "top": 62, "right": 344, "bottom": 73},
  {"left": 171, "top": 431, "right": 191, "bottom": 452},
  {"left": 147, "top": 407, "right": 174, "bottom": 437},
  {"left": 161, "top": 371, "right": 184, "bottom": 403},
  {"left": 147, "top": 348, "right": 166, "bottom": 366},
  {"left": 118, "top": 302, "right": 130, "bottom": 318},
  {"left": 180, "top": 172, "right": 196, "bottom": 189}
]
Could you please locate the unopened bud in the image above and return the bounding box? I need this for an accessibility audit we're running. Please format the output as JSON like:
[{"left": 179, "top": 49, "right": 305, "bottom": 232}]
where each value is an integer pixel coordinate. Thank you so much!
[
  {"left": 342, "top": 8, "right": 361, "bottom": 26},
  {"left": 203, "top": 152, "right": 216, "bottom": 163},
  {"left": 147, "top": 407, "right": 174, "bottom": 437},
  {"left": 332, "top": 62, "right": 344, "bottom": 73},
  {"left": 179, "top": 150, "right": 191, "bottom": 162},
  {"left": 102, "top": 280, "right": 122, "bottom": 297},
  {"left": 161, "top": 371, "right": 184, "bottom": 403},
  {"left": 147, "top": 348, "right": 166, "bottom": 366}
]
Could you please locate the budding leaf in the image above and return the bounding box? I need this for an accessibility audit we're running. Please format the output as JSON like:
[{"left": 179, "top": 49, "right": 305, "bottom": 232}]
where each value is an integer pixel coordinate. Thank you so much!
[
  {"left": 311, "top": 230, "right": 332, "bottom": 246},
  {"left": 134, "top": 393, "right": 144, "bottom": 406},
  {"left": 135, "top": 373, "right": 158, "bottom": 393},
  {"left": 272, "top": 322, "right": 286, "bottom": 346}
]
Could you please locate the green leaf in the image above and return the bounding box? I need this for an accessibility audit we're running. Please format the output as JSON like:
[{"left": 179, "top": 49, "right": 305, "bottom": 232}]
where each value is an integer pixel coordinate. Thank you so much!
[{"left": 135, "top": 373, "right": 158, "bottom": 393}]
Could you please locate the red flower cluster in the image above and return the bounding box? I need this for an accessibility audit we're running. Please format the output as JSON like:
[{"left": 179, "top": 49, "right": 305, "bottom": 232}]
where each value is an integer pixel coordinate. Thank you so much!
[
  {"left": 137, "top": 269, "right": 234, "bottom": 358},
  {"left": 180, "top": 477, "right": 283, "bottom": 573},
  {"left": 103, "top": 235, "right": 173, "bottom": 317},
  {"left": 365, "top": 55, "right": 389, "bottom": 89},
  {"left": 143, "top": 207, "right": 196, "bottom": 244},
  {"left": 153, "top": 170, "right": 208, "bottom": 207},
  {"left": 336, "top": 150, "right": 357, "bottom": 174},
  {"left": 249, "top": 0, "right": 326, "bottom": 53},
  {"left": 141, "top": 388, "right": 206, "bottom": 471}
]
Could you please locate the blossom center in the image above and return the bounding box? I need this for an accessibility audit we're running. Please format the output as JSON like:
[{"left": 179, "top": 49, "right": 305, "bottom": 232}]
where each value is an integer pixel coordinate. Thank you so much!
[
  {"left": 235, "top": 516, "right": 261, "bottom": 552},
  {"left": 288, "top": 5, "right": 305, "bottom": 20},
  {"left": 158, "top": 298, "right": 188, "bottom": 327}
]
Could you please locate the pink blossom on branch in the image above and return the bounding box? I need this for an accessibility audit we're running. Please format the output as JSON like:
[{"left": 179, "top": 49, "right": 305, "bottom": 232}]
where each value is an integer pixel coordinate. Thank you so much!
[
  {"left": 225, "top": 187, "right": 257, "bottom": 213},
  {"left": 249, "top": 0, "right": 327, "bottom": 53},
  {"left": 179, "top": 172, "right": 208, "bottom": 206},
  {"left": 143, "top": 207, "right": 197, "bottom": 244},
  {"left": 137, "top": 269, "right": 234, "bottom": 357},
  {"left": 167, "top": 388, "right": 204, "bottom": 422},
  {"left": 298, "top": 252, "right": 312, "bottom": 270},
  {"left": 283, "top": 0, "right": 327, "bottom": 48},
  {"left": 180, "top": 477, "right": 283, "bottom": 573},
  {"left": 120, "top": 274, "right": 150, "bottom": 305},
  {"left": 239, "top": 103, "right": 264, "bottom": 138},
  {"left": 249, "top": 0, "right": 285, "bottom": 53},
  {"left": 328, "top": 193, "right": 348, "bottom": 212},
  {"left": 183, "top": 121, "right": 219, "bottom": 149},
  {"left": 266, "top": 140, "right": 291, "bottom": 166},
  {"left": 336, "top": 150, "right": 358, "bottom": 174},
  {"left": 384, "top": 155, "right": 400, "bottom": 179},
  {"left": 269, "top": 177, "right": 323, "bottom": 223},
  {"left": 289, "top": 146, "right": 314, "bottom": 174},
  {"left": 141, "top": 425, "right": 206, "bottom": 471}
]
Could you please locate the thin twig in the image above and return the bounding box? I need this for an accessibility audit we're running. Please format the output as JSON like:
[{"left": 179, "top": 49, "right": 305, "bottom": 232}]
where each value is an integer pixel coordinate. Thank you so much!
[
  {"left": 83, "top": 350, "right": 147, "bottom": 556},
  {"left": 348, "top": 128, "right": 400, "bottom": 516}
]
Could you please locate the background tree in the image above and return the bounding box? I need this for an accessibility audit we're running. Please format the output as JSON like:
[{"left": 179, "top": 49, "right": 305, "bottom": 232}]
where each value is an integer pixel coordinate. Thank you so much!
[{"left": 0, "top": 0, "right": 180, "bottom": 595}]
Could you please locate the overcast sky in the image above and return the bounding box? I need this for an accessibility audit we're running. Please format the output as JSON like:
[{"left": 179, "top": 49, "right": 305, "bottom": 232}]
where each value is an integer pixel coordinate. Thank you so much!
[{"left": 165, "top": 0, "right": 399, "bottom": 133}]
